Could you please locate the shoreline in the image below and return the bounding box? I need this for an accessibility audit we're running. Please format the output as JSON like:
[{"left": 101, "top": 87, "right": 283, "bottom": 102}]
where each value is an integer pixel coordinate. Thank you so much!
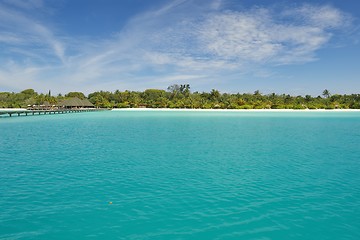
[
  {"left": 0, "top": 108, "right": 28, "bottom": 112},
  {"left": 111, "top": 108, "right": 360, "bottom": 112},
  {"left": 2, "top": 108, "right": 360, "bottom": 113}
]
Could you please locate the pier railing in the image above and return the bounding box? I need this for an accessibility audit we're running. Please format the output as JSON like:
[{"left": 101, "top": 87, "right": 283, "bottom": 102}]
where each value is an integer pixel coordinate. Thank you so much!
[{"left": 0, "top": 108, "right": 106, "bottom": 117}]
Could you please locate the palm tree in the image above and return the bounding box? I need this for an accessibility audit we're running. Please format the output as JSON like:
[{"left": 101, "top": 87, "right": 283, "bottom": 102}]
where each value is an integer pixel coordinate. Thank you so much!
[
  {"left": 210, "top": 89, "right": 220, "bottom": 101},
  {"left": 323, "top": 89, "right": 330, "bottom": 98}
]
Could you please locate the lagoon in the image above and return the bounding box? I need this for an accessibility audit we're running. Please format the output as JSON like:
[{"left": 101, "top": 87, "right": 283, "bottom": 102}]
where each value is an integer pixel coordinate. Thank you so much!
[{"left": 1, "top": 110, "right": 360, "bottom": 239}]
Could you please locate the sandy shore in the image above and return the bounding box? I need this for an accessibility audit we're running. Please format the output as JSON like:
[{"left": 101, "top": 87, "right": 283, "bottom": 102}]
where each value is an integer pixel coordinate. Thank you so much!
[
  {"left": 112, "top": 108, "right": 360, "bottom": 112},
  {"left": 2, "top": 108, "right": 359, "bottom": 113},
  {"left": 0, "top": 108, "right": 28, "bottom": 112}
]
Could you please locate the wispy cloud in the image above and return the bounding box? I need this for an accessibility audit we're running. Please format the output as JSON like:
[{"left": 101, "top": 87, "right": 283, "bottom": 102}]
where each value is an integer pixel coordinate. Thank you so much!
[
  {"left": 0, "top": 32, "right": 24, "bottom": 44},
  {"left": 283, "top": 4, "right": 352, "bottom": 29},
  {"left": 0, "top": 0, "right": 355, "bottom": 94},
  {"left": 0, "top": 3, "right": 65, "bottom": 63}
]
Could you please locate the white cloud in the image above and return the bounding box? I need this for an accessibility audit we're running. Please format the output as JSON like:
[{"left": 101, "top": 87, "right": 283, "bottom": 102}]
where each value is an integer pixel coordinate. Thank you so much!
[
  {"left": 168, "top": 5, "right": 349, "bottom": 65},
  {"left": 198, "top": 10, "right": 280, "bottom": 62},
  {"left": 119, "top": 2, "right": 352, "bottom": 70}
]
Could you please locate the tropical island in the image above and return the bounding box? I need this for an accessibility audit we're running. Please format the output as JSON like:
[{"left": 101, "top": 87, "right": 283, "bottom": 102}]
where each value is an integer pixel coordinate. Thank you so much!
[{"left": 1, "top": 85, "right": 360, "bottom": 110}]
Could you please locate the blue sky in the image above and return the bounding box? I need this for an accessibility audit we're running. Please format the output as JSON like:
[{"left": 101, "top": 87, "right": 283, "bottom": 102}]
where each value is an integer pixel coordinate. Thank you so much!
[{"left": 0, "top": 0, "right": 359, "bottom": 95}]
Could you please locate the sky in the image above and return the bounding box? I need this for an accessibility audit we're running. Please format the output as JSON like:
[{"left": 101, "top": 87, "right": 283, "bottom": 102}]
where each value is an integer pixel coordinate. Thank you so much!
[{"left": 0, "top": 0, "right": 359, "bottom": 96}]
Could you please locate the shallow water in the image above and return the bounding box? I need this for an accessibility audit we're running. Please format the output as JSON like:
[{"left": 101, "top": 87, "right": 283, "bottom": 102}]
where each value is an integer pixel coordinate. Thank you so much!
[{"left": 1, "top": 111, "right": 360, "bottom": 239}]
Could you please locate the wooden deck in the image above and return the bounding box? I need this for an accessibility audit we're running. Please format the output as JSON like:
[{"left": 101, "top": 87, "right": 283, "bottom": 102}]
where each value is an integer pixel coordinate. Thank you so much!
[{"left": 0, "top": 108, "right": 106, "bottom": 117}]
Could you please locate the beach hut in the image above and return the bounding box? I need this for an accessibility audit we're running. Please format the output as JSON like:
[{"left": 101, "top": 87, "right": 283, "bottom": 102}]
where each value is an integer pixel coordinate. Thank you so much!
[{"left": 58, "top": 97, "right": 94, "bottom": 109}]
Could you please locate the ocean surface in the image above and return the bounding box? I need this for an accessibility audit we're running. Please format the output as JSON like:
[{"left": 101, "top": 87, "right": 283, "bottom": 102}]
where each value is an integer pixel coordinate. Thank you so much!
[{"left": 1, "top": 110, "right": 360, "bottom": 239}]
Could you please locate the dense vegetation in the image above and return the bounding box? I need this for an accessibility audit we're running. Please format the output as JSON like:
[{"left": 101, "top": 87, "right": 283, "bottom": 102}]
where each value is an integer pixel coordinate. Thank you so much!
[{"left": 1, "top": 85, "right": 360, "bottom": 109}]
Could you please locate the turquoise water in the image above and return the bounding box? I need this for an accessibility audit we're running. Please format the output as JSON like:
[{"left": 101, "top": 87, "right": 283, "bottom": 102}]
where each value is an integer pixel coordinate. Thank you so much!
[{"left": 1, "top": 111, "right": 360, "bottom": 239}]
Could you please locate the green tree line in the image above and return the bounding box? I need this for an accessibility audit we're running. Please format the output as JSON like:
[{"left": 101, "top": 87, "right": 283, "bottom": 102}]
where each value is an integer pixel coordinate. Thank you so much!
[{"left": 1, "top": 86, "right": 360, "bottom": 109}]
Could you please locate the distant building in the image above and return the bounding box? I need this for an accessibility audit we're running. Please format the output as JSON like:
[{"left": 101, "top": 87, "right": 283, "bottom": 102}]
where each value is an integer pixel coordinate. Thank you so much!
[
  {"left": 58, "top": 97, "right": 95, "bottom": 109},
  {"left": 28, "top": 101, "right": 55, "bottom": 110}
]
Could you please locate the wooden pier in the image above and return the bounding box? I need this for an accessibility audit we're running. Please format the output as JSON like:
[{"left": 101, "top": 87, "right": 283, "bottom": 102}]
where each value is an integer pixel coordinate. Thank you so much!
[{"left": 0, "top": 108, "right": 106, "bottom": 118}]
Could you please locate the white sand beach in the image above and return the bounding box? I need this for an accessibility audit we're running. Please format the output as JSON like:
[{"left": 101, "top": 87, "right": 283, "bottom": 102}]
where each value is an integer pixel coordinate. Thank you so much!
[
  {"left": 112, "top": 108, "right": 360, "bottom": 112},
  {"left": 0, "top": 108, "right": 28, "bottom": 112}
]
